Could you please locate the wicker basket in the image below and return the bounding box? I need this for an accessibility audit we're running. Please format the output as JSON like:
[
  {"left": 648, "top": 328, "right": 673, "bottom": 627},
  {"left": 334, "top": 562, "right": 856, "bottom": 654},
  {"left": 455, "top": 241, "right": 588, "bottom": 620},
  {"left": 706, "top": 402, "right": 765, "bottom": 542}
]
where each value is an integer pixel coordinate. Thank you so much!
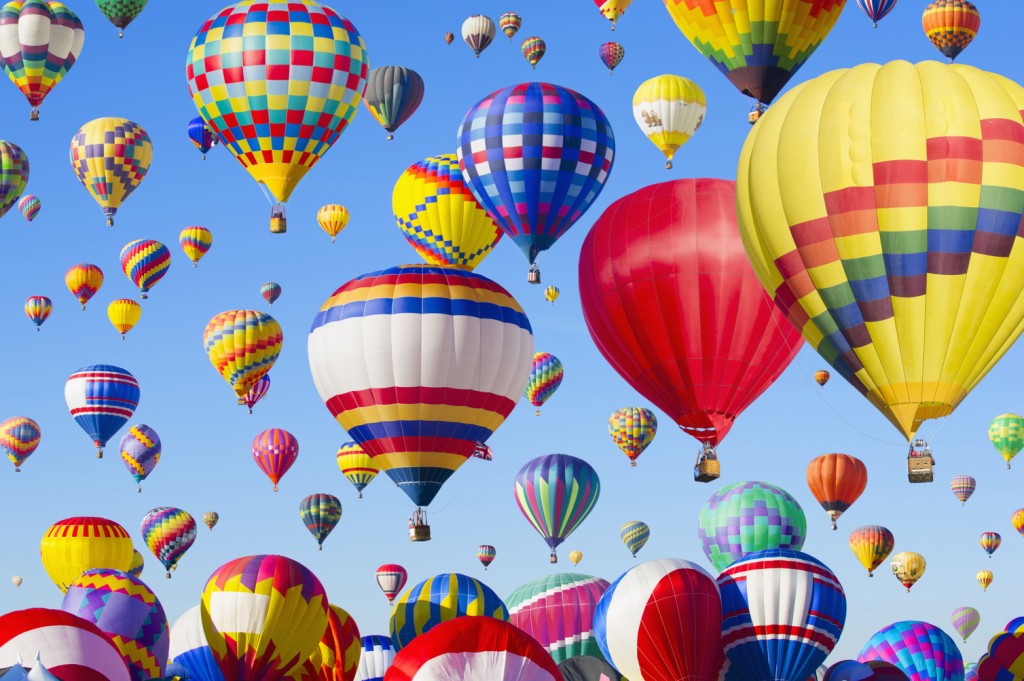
[
  {"left": 270, "top": 216, "right": 287, "bottom": 234},
  {"left": 527, "top": 267, "right": 541, "bottom": 284},
  {"left": 907, "top": 455, "right": 934, "bottom": 484},
  {"left": 409, "top": 524, "right": 431, "bottom": 542},
  {"left": 694, "top": 458, "right": 721, "bottom": 483}
]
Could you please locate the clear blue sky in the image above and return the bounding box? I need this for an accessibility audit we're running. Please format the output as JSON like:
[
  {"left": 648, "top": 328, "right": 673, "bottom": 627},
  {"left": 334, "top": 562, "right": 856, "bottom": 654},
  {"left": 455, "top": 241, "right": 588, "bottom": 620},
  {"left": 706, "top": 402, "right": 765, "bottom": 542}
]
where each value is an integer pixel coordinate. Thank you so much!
[{"left": 1, "top": 0, "right": 1022, "bottom": 668}]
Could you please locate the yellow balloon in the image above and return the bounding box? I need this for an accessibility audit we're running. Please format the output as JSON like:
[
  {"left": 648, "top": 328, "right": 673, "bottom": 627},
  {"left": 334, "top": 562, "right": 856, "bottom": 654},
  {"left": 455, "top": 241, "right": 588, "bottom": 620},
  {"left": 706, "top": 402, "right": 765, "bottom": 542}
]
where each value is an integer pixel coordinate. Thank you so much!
[
  {"left": 318, "top": 204, "right": 350, "bottom": 243},
  {"left": 569, "top": 550, "right": 583, "bottom": 566},
  {"left": 202, "top": 310, "right": 283, "bottom": 398},
  {"left": 596, "top": 0, "right": 632, "bottom": 27},
  {"left": 40, "top": 517, "right": 133, "bottom": 593},
  {"left": 107, "top": 299, "right": 142, "bottom": 339},
  {"left": 890, "top": 551, "right": 926, "bottom": 592},
  {"left": 632, "top": 75, "right": 706, "bottom": 169},
  {"left": 977, "top": 569, "right": 993, "bottom": 591},
  {"left": 738, "top": 61, "right": 1024, "bottom": 441},
  {"left": 69, "top": 118, "right": 153, "bottom": 226}
]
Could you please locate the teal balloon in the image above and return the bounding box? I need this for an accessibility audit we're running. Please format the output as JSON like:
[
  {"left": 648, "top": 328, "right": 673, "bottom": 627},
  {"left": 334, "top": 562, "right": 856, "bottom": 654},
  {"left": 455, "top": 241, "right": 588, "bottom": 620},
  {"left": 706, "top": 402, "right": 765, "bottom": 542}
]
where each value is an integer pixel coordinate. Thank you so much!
[
  {"left": 299, "top": 493, "right": 341, "bottom": 549},
  {"left": 620, "top": 521, "right": 649, "bottom": 558}
]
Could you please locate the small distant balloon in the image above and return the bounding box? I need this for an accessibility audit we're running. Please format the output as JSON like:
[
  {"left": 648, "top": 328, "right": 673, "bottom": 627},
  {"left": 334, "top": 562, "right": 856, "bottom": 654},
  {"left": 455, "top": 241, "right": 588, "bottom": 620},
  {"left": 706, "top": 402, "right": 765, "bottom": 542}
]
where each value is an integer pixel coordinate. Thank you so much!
[
  {"left": 317, "top": 204, "right": 349, "bottom": 242},
  {"left": 922, "top": 0, "right": 979, "bottom": 61},
  {"left": 18, "top": 195, "right": 39, "bottom": 222},
  {"left": 202, "top": 511, "right": 218, "bottom": 530},
  {"left": 444, "top": 32, "right": 454, "bottom": 45},
  {"left": 24, "top": 296, "right": 51, "bottom": 330},
  {"left": 890, "top": 552, "right": 926, "bottom": 592},
  {"left": 243, "top": 375, "right": 271, "bottom": 414},
  {"left": 499, "top": 12, "right": 521, "bottom": 40},
  {"left": 179, "top": 226, "right": 212, "bottom": 267},
  {"left": 814, "top": 370, "right": 831, "bottom": 387},
  {"left": 477, "top": 545, "right": 496, "bottom": 570},
  {"left": 252, "top": 428, "right": 298, "bottom": 492},
  {"left": 545, "top": 286, "right": 559, "bottom": 303},
  {"left": 977, "top": 569, "right": 993, "bottom": 591},
  {"left": 107, "top": 299, "right": 141, "bottom": 339},
  {"left": 598, "top": 42, "right": 624, "bottom": 74},
  {"left": 980, "top": 532, "right": 1001, "bottom": 558},
  {"left": 569, "top": 551, "right": 582, "bottom": 566},
  {"left": 462, "top": 15, "right": 495, "bottom": 57},
  {"left": 0, "top": 416, "right": 41, "bottom": 472},
  {"left": 521, "top": 36, "right": 546, "bottom": 69},
  {"left": 119, "top": 239, "right": 170, "bottom": 299},
  {"left": 65, "top": 264, "right": 103, "bottom": 310},
  {"left": 187, "top": 116, "right": 215, "bottom": 159},
  {"left": 950, "top": 475, "right": 976, "bottom": 506},
  {"left": 260, "top": 282, "right": 281, "bottom": 307}
]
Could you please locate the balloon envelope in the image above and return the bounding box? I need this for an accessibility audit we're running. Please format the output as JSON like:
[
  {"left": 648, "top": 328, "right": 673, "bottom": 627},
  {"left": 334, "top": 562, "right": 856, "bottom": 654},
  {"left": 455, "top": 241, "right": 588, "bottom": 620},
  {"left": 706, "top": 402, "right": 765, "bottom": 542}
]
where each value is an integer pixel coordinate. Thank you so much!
[
  {"left": 0, "top": 608, "right": 131, "bottom": 681},
  {"left": 389, "top": 573, "right": 508, "bottom": 651},
  {"left": 505, "top": 573, "right": 610, "bottom": 664},
  {"left": 858, "top": 621, "right": 964, "bottom": 681}
]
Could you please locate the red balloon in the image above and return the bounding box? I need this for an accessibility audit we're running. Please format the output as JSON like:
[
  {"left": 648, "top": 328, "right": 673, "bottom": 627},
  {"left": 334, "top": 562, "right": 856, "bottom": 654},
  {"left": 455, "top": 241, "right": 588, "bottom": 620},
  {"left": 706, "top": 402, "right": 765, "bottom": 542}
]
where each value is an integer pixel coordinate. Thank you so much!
[
  {"left": 0, "top": 608, "right": 131, "bottom": 681},
  {"left": 578, "top": 178, "right": 803, "bottom": 448}
]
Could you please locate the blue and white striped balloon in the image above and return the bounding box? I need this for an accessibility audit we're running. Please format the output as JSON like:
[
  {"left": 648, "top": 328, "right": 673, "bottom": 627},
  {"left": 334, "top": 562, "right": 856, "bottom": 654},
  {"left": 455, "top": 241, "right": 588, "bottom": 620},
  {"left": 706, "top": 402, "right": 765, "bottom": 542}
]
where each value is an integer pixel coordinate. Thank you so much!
[
  {"left": 354, "top": 635, "right": 395, "bottom": 681},
  {"left": 168, "top": 606, "right": 224, "bottom": 681}
]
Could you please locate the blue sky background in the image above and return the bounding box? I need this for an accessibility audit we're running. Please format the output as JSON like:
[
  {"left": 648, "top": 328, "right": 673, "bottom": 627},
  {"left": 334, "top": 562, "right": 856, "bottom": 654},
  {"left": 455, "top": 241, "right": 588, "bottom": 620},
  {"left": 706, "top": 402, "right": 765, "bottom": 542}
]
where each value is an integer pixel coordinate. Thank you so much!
[{"left": 1, "top": 0, "right": 1022, "bottom": 668}]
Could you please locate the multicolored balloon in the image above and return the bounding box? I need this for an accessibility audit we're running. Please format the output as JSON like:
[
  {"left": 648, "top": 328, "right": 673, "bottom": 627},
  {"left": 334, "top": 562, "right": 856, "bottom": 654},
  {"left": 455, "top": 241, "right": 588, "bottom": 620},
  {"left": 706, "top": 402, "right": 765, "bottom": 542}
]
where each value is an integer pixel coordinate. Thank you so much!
[
  {"left": 858, "top": 620, "right": 964, "bottom": 681},
  {"left": 506, "top": 573, "right": 610, "bottom": 664},
  {"left": 890, "top": 552, "right": 926, "bottom": 592},
  {"left": 392, "top": 154, "right": 502, "bottom": 270},
  {"left": 64, "top": 365, "right": 140, "bottom": 457},
  {"left": 61, "top": 569, "right": 169, "bottom": 681},
  {"left": 521, "top": 36, "right": 545, "bottom": 69},
  {"left": 814, "top": 370, "right": 831, "bottom": 387},
  {"left": 476, "top": 545, "right": 495, "bottom": 570},
  {"left": 1014, "top": 509, "right": 1024, "bottom": 538},
  {"left": 950, "top": 475, "right": 976, "bottom": 506},
  {"left": 375, "top": 564, "right": 407, "bottom": 606},
  {"left": 978, "top": 570, "right": 993, "bottom": 591},
  {"left": 354, "top": 635, "right": 393, "bottom": 681},
  {"left": 458, "top": 83, "right": 615, "bottom": 278},
  {"left": 951, "top": 607, "right": 980, "bottom": 643},
  {"left": 498, "top": 11, "right": 520, "bottom": 40},
  {"left": 203, "top": 512, "right": 219, "bottom": 531},
  {"left": 698, "top": 481, "right": 807, "bottom": 573},
  {"left": 336, "top": 441, "right": 379, "bottom": 499},
  {"left": 39, "top": 517, "right": 133, "bottom": 593},
  {"left": 140, "top": 507, "right": 196, "bottom": 578},
  {"left": 180, "top": 226, "right": 212, "bottom": 267},
  {"left": 95, "top": 0, "right": 146, "bottom": 37},
  {"left": 544, "top": 286, "right": 559, "bottom": 303},
  {"left": 119, "top": 424, "right": 160, "bottom": 491},
  {"left": 595, "top": 558, "right": 722, "bottom": 681},
  {"left": 252, "top": 428, "right": 298, "bottom": 492},
  {"left": 120, "top": 239, "right": 169, "bottom": 299},
  {"left": 608, "top": 407, "right": 657, "bottom": 467},
  {"left": 317, "top": 204, "right": 350, "bottom": 243},
  {"left": 631, "top": 76, "right": 705, "bottom": 169},
  {"left": 299, "top": 493, "right": 342, "bottom": 550},
  {"left": 203, "top": 310, "right": 283, "bottom": 399},
  {"left": 389, "top": 573, "right": 508, "bottom": 650},
  {"left": 620, "top": 521, "right": 649, "bottom": 558},
  {"left": 363, "top": 66, "right": 424, "bottom": 140},
  {"left": 0, "top": 608, "right": 131, "bottom": 680},
  {"left": 719, "top": 550, "right": 846, "bottom": 681},
  {"left": 525, "top": 352, "right": 563, "bottom": 415},
  {"left": 981, "top": 532, "right": 1002, "bottom": 557},
  {"left": 289, "top": 604, "right": 360, "bottom": 681},
  {"left": 127, "top": 549, "right": 143, "bottom": 578},
  {"left": 849, "top": 525, "right": 895, "bottom": 577},
  {"left": 260, "top": 282, "right": 281, "bottom": 308},
  {"left": 857, "top": 0, "right": 899, "bottom": 27},
  {"left": 598, "top": 42, "right": 624, "bottom": 74},
  {"left": 977, "top": 630, "right": 1024, "bottom": 681},
  {"left": 990, "top": 414, "right": 1024, "bottom": 469},
  {"left": 201, "top": 555, "right": 328, "bottom": 681},
  {"left": 107, "top": 299, "right": 141, "bottom": 339},
  {"left": 514, "top": 454, "right": 600, "bottom": 563},
  {"left": 18, "top": 194, "right": 39, "bottom": 221},
  {"left": 187, "top": 117, "right": 215, "bottom": 159},
  {"left": 922, "top": 0, "right": 979, "bottom": 61},
  {"left": 461, "top": 15, "right": 495, "bottom": 57},
  {"left": 24, "top": 296, "right": 51, "bottom": 331},
  {"left": 594, "top": 0, "right": 631, "bottom": 29},
  {"left": 65, "top": 263, "right": 102, "bottom": 310},
  {"left": 168, "top": 605, "right": 224, "bottom": 681},
  {"left": 0, "top": 416, "right": 40, "bottom": 472},
  {"left": 69, "top": 118, "right": 151, "bottom": 226},
  {"left": 242, "top": 375, "right": 270, "bottom": 414},
  {"left": 0, "top": 140, "right": 27, "bottom": 221},
  {"left": 806, "top": 454, "right": 868, "bottom": 530}
]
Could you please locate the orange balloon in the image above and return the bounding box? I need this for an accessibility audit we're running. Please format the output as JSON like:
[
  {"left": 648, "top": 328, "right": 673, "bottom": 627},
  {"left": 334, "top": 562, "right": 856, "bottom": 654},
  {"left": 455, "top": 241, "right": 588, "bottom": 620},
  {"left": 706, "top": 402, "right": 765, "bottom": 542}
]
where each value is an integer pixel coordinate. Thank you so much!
[{"left": 806, "top": 453, "right": 868, "bottom": 531}]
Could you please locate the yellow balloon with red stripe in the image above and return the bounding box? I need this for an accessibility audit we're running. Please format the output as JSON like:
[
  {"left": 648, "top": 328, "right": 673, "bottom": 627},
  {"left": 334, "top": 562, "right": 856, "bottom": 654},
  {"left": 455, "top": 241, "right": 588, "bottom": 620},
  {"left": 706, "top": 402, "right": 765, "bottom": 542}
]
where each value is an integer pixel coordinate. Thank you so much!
[
  {"left": 65, "top": 263, "right": 103, "bottom": 310},
  {"left": 318, "top": 204, "right": 350, "bottom": 243},
  {"left": 107, "top": 299, "right": 141, "bottom": 338},
  {"left": 180, "top": 226, "right": 213, "bottom": 267},
  {"left": 336, "top": 441, "right": 379, "bottom": 499},
  {"left": 595, "top": 0, "right": 631, "bottom": 28},
  {"left": 39, "top": 517, "right": 133, "bottom": 593},
  {"left": 203, "top": 310, "right": 283, "bottom": 399}
]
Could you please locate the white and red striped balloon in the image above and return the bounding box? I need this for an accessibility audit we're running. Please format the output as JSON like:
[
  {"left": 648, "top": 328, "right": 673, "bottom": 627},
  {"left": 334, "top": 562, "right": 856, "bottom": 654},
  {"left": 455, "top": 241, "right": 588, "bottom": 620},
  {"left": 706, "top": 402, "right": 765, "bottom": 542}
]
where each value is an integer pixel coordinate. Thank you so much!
[
  {"left": 377, "top": 564, "right": 408, "bottom": 605},
  {"left": 0, "top": 608, "right": 131, "bottom": 681}
]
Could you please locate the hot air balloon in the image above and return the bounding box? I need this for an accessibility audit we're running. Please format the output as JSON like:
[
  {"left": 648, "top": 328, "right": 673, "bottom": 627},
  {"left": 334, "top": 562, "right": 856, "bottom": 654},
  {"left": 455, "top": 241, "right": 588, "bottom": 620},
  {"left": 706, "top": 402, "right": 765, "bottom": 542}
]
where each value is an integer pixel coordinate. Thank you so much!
[
  {"left": 858, "top": 621, "right": 964, "bottom": 681},
  {"left": 203, "top": 512, "right": 219, "bottom": 531},
  {"left": 10, "top": 576, "right": 21, "bottom": 588},
  {"left": 594, "top": 0, "right": 631, "bottom": 29},
  {"left": 120, "top": 240, "right": 169, "bottom": 299},
  {"left": 260, "top": 282, "right": 281, "bottom": 308},
  {"left": 990, "top": 415, "right": 1024, "bottom": 469},
  {"left": 595, "top": 559, "right": 722, "bottom": 681},
  {"left": 69, "top": 118, "right": 151, "bottom": 226},
  {"left": 459, "top": 83, "right": 615, "bottom": 282},
  {"left": 698, "top": 481, "right": 807, "bottom": 573},
  {"left": 251, "top": 429, "right": 297, "bottom": 492},
  {"left": 389, "top": 573, "right": 508, "bottom": 651},
  {"left": 95, "top": 0, "right": 145, "bottom": 37},
  {"left": 65, "top": 264, "right": 102, "bottom": 310},
  {"left": 62, "top": 569, "right": 169, "bottom": 681},
  {"left": 18, "top": 194, "right": 39, "bottom": 221},
  {"left": 443, "top": 32, "right": 453, "bottom": 45},
  {"left": 127, "top": 550, "right": 143, "bottom": 578},
  {"left": 981, "top": 532, "right": 1001, "bottom": 558},
  {"left": 201, "top": 555, "right": 328, "bottom": 681},
  {"left": 806, "top": 454, "right": 868, "bottom": 530},
  {"left": 514, "top": 454, "right": 600, "bottom": 563},
  {"left": 620, "top": 521, "right": 649, "bottom": 558},
  {"left": 317, "top": 204, "right": 350, "bottom": 243},
  {"left": 1013, "top": 509, "right": 1024, "bottom": 539},
  {"left": 308, "top": 265, "right": 534, "bottom": 536},
  {"left": 64, "top": 365, "right": 139, "bottom": 457},
  {"left": 355, "top": 635, "right": 393, "bottom": 681},
  {"left": 477, "top": 545, "right": 496, "bottom": 570},
  {"left": 525, "top": 352, "right": 563, "bottom": 415},
  {"left": 581, "top": 180, "right": 803, "bottom": 480},
  {"left": 814, "top": 370, "right": 831, "bottom": 387},
  {"left": 890, "top": 552, "right": 926, "bottom": 592},
  {"left": 952, "top": 607, "right": 980, "bottom": 643},
  {"left": 24, "top": 296, "right": 50, "bottom": 331},
  {"left": 922, "top": 0, "right": 979, "bottom": 61},
  {"left": 461, "top": 15, "right": 495, "bottom": 57},
  {"left": 965, "top": 662, "right": 978, "bottom": 681},
  {"left": 559, "top": 657, "right": 626, "bottom": 681},
  {"left": 738, "top": 62, "right": 1024, "bottom": 443},
  {"left": 663, "top": 0, "right": 844, "bottom": 119},
  {"left": 857, "top": 0, "right": 898, "bottom": 27},
  {"left": 632, "top": 75, "right": 705, "bottom": 169},
  {"left": 187, "top": 117, "right": 215, "bottom": 160},
  {"left": 521, "top": 36, "right": 545, "bottom": 69},
  {"left": 978, "top": 571, "right": 994, "bottom": 591},
  {"left": 141, "top": 507, "right": 196, "bottom": 578},
  {"left": 120, "top": 424, "right": 160, "bottom": 492},
  {"left": 824, "top": 662, "right": 875, "bottom": 681},
  {"left": 386, "top": 617, "right": 561, "bottom": 681},
  {"left": 595, "top": 43, "right": 625, "bottom": 77},
  {"left": 849, "top": 525, "right": 895, "bottom": 577},
  {"left": 169, "top": 606, "right": 225, "bottom": 681},
  {"left": 977, "top": 631, "right": 1024, "bottom": 681},
  {"left": 299, "top": 493, "right": 341, "bottom": 551},
  {"left": 499, "top": 12, "right": 520, "bottom": 40},
  {"left": 569, "top": 551, "right": 582, "bottom": 566},
  {"left": 242, "top": 376, "right": 270, "bottom": 414},
  {"left": 180, "top": 226, "right": 212, "bottom": 267},
  {"left": 108, "top": 299, "right": 141, "bottom": 339},
  {"left": 0, "top": 1, "right": 84, "bottom": 120},
  {"left": 506, "top": 573, "right": 609, "bottom": 664},
  {"left": 719, "top": 550, "right": 846, "bottom": 681},
  {"left": 375, "top": 564, "right": 407, "bottom": 606},
  {"left": 203, "top": 310, "right": 282, "bottom": 400},
  {"left": 608, "top": 407, "right": 657, "bottom": 467},
  {"left": 363, "top": 66, "right": 424, "bottom": 141},
  {"left": 40, "top": 517, "right": 133, "bottom": 593},
  {"left": 0, "top": 140, "right": 27, "bottom": 220},
  {"left": 0, "top": 608, "right": 131, "bottom": 681},
  {"left": 544, "top": 286, "right": 559, "bottom": 303},
  {"left": 392, "top": 154, "right": 502, "bottom": 270},
  {"left": 0, "top": 416, "right": 40, "bottom": 472},
  {"left": 336, "top": 441, "right": 379, "bottom": 499},
  {"left": 289, "top": 604, "right": 360, "bottom": 681},
  {"left": 186, "top": 1, "right": 369, "bottom": 234}
]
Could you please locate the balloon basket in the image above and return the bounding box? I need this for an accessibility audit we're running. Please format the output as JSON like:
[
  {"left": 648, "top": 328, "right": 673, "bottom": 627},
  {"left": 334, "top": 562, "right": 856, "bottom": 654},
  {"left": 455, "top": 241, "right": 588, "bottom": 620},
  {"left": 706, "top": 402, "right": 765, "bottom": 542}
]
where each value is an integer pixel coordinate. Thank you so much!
[
  {"left": 270, "top": 216, "right": 287, "bottom": 234},
  {"left": 694, "top": 459, "right": 720, "bottom": 483},
  {"left": 29, "top": 109, "right": 38, "bottom": 121},
  {"left": 527, "top": 265, "right": 541, "bottom": 284},
  {"left": 907, "top": 455, "right": 934, "bottom": 483},
  {"left": 409, "top": 524, "right": 431, "bottom": 542}
]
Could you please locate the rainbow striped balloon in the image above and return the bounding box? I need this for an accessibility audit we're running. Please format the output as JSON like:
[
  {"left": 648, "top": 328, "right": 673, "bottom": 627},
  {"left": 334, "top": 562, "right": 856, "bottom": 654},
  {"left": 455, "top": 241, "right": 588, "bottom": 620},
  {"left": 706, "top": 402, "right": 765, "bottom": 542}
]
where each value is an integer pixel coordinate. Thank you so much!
[
  {"left": 119, "top": 424, "right": 160, "bottom": 491},
  {"left": 525, "top": 352, "right": 563, "bottom": 415},
  {"left": 24, "top": 295, "right": 51, "bottom": 330},
  {"left": 65, "top": 263, "right": 103, "bottom": 310},
  {"left": 980, "top": 531, "right": 1001, "bottom": 557},
  {"left": 17, "top": 194, "right": 39, "bottom": 221},
  {"left": 477, "top": 545, "right": 496, "bottom": 569},
  {"left": 120, "top": 239, "right": 170, "bottom": 299},
  {"left": 608, "top": 407, "right": 657, "bottom": 466},
  {"left": 521, "top": 36, "right": 546, "bottom": 69},
  {"left": 950, "top": 475, "right": 976, "bottom": 506},
  {"left": 389, "top": 573, "right": 508, "bottom": 650},
  {"left": 203, "top": 310, "right": 283, "bottom": 399},
  {"left": 951, "top": 606, "right": 980, "bottom": 643},
  {"left": 0, "top": 416, "right": 40, "bottom": 471},
  {"left": 179, "top": 226, "right": 212, "bottom": 267},
  {"left": 252, "top": 428, "right": 298, "bottom": 492},
  {"left": 141, "top": 507, "right": 197, "bottom": 577},
  {"left": 514, "top": 454, "right": 601, "bottom": 563},
  {"left": 64, "top": 365, "right": 140, "bottom": 456},
  {"left": 336, "top": 441, "right": 379, "bottom": 498}
]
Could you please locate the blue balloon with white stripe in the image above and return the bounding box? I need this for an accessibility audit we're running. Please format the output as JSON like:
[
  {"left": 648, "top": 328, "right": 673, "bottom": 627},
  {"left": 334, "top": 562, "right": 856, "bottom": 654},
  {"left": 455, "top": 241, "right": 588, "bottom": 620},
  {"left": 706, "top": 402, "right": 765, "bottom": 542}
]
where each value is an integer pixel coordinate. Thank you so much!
[
  {"left": 64, "top": 364, "right": 140, "bottom": 457},
  {"left": 168, "top": 606, "right": 224, "bottom": 681},
  {"left": 354, "top": 635, "right": 395, "bottom": 681}
]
